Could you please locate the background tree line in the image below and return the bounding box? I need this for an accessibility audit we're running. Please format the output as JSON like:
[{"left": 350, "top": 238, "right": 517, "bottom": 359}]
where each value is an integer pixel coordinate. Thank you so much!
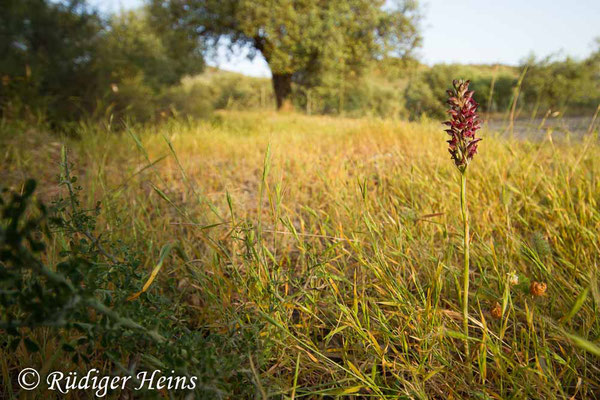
[{"left": 1, "top": 0, "right": 599, "bottom": 129}]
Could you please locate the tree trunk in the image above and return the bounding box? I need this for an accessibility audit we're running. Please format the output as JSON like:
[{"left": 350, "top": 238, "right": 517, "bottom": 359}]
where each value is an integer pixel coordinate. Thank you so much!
[{"left": 272, "top": 73, "right": 293, "bottom": 111}]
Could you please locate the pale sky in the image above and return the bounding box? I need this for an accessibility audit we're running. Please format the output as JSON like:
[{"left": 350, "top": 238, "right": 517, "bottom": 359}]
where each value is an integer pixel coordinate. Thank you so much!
[{"left": 94, "top": 0, "right": 600, "bottom": 77}]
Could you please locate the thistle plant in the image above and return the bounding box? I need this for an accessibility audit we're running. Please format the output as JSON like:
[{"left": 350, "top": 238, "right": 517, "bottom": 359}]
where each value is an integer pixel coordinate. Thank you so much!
[{"left": 444, "top": 79, "right": 481, "bottom": 356}]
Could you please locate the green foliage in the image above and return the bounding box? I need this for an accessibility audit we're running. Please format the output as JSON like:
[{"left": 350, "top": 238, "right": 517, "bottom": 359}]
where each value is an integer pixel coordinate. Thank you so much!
[
  {"left": 98, "top": 11, "right": 176, "bottom": 90},
  {"left": 0, "top": 152, "right": 255, "bottom": 397},
  {"left": 159, "top": 80, "right": 215, "bottom": 119},
  {"left": 356, "top": 53, "right": 600, "bottom": 120},
  {"left": 2, "top": 0, "right": 598, "bottom": 124},
  {"left": 0, "top": 1, "right": 205, "bottom": 125},
  {"left": 520, "top": 51, "right": 600, "bottom": 115},
  {"left": 0, "top": 0, "right": 103, "bottom": 121},
  {"left": 150, "top": 0, "right": 421, "bottom": 108},
  {"left": 403, "top": 64, "right": 519, "bottom": 119},
  {"left": 405, "top": 75, "right": 445, "bottom": 118},
  {"left": 193, "top": 70, "right": 274, "bottom": 110},
  {"left": 158, "top": 69, "right": 275, "bottom": 119}
]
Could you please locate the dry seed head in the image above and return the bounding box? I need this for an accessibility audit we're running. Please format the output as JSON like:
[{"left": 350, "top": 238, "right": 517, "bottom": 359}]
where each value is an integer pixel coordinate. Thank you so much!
[
  {"left": 490, "top": 302, "right": 502, "bottom": 319},
  {"left": 530, "top": 281, "right": 547, "bottom": 297}
]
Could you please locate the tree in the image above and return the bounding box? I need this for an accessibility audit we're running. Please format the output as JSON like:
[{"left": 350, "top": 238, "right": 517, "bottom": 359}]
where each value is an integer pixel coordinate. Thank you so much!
[
  {"left": 149, "top": 0, "right": 421, "bottom": 110},
  {"left": 0, "top": 0, "right": 103, "bottom": 119},
  {"left": 0, "top": 0, "right": 206, "bottom": 123}
]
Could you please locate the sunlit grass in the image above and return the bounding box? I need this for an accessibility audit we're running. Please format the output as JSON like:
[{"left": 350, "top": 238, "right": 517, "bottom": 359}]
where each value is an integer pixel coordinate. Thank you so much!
[{"left": 1, "top": 111, "right": 599, "bottom": 398}]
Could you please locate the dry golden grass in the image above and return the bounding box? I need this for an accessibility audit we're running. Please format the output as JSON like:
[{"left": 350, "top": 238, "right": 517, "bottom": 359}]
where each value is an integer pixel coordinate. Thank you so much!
[{"left": 1, "top": 111, "right": 599, "bottom": 398}]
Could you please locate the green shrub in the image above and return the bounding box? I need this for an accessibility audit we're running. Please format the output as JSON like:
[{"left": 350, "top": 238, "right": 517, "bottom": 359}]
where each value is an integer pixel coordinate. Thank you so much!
[
  {"left": 520, "top": 53, "right": 600, "bottom": 115},
  {"left": 0, "top": 150, "right": 255, "bottom": 398},
  {"left": 102, "top": 75, "right": 157, "bottom": 124},
  {"left": 159, "top": 80, "right": 215, "bottom": 119}
]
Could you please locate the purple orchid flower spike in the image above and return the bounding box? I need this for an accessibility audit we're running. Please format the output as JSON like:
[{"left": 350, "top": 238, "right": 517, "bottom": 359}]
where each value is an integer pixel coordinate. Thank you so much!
[
  {"left": 443, "top": 79, "right": 482, "bottom": 171},
  {"left": 443, "top": 79, "right": 482, "bottom": 361}
]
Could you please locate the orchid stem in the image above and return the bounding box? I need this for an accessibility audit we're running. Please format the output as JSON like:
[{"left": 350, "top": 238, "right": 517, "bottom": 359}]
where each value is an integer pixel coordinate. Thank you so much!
[{"left": 460, "top": 170, "right": 470, "bottom": 358}]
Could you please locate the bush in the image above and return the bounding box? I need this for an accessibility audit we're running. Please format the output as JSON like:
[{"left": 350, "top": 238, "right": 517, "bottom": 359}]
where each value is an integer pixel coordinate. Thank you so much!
[
  {"left": 405, "top": 77, "right": 445, "bottom": 119},
  {"left": 520, "top": 53, "right": 600, "bottom": 115},
  {"left": 0, "top": 2, "right": 205, "bottom": 126},
  {"left": 103, "top": 75, "right": 157, "bottom": 124},
  {"left": 0, "top": 150, "right": 255, "bottom": 398},
  {"left": 197, "top": 71, "right": 275, "bottom": 110},
  {"left": 159, "top": 79, "right": 215, "bottom": 119},
  {"left": 0, "top": 0, "right": 102, "bottom": 122}
]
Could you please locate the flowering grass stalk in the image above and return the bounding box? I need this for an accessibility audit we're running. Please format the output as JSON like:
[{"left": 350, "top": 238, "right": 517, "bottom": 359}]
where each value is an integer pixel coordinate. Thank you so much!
[{"left": 444, "top": 79, "right": 481, "bottom": 357}]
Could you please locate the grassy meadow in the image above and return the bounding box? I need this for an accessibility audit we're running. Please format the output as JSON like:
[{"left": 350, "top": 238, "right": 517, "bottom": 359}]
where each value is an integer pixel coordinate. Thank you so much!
[{"left": 1, "top": 111, "right": 599, "bottom": 398}]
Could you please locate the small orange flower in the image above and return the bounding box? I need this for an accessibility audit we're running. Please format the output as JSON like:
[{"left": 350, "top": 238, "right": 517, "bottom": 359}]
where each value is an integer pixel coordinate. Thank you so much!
[
  {"left": 490, "top": 302, "right": 502, "bottom": 319},
  {"left": 530, "top": 281, "right": 547, "bottom": 297}
]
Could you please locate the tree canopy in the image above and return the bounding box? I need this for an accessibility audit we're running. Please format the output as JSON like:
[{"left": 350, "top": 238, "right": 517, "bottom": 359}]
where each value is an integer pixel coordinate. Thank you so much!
[
  {"left": 150, "top": 0, "right": 421, "bottom": 109},
  {"left": 0, "top": 0, "right": 204, "bottom": 123},
  {"left": 1, "top": 0, "right": 102, "bottom": 120}
]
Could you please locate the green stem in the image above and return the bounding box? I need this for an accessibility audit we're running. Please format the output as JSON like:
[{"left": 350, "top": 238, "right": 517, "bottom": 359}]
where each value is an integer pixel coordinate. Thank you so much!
[{"left": 460, "top": 171, "right": 470, "bottom": 358}]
